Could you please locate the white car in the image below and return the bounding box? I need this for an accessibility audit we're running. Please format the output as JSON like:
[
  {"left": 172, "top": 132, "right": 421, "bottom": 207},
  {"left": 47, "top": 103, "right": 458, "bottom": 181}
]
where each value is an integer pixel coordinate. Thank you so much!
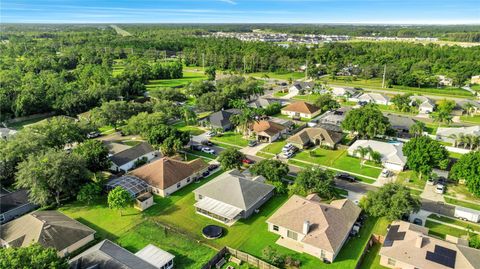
[
  {"left": 282, "top": 143, "right": 294, "bottom": 152},
  {"left": 201, "top": 147, "right": 215, "bottom": 155},
  {"left": 380, "top": 169, "right": 391, "bottom": 178},
  {"left": 283, "top": 150, "right": 295, "bottom": 159},
  {"left": 435, "top": 184, "right": 445, "bottom": 194},
  {"left": 206, "top": 131, "right": 216, "bottom": 137}
]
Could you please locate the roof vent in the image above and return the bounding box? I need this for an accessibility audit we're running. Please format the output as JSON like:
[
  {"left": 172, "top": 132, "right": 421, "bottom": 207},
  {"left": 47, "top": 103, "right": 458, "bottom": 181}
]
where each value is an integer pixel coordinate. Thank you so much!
[
  {"left": 303, "top": 220, "right": 310, "bottom": 234},
  {"left": 415, "top": 235, "right": 424, "bottom": 248}
]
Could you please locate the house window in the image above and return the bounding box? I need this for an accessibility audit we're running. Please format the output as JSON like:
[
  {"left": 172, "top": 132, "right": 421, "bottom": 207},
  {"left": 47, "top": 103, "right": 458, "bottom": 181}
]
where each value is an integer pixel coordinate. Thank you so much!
[
  {"left": 177, "top": 183, "right": 181, "bottom": 189},
  {"left": 273, "top": 225, "right": 279, "bottom": 231},
  {"left": 387, "top": 258, "right": 396, "bottom": 266},
  {"left": 287, "top": 230, "right": 298, "bottom": 240}
]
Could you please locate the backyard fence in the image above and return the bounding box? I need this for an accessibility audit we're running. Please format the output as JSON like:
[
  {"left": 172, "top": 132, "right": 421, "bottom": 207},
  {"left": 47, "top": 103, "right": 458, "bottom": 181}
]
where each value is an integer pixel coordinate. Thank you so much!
[
  {"left": 202, "top": 246, "right": 280, "bottom": 269},
  {"left": 354, "top": 233, "right": 385, "bottom": 269}
]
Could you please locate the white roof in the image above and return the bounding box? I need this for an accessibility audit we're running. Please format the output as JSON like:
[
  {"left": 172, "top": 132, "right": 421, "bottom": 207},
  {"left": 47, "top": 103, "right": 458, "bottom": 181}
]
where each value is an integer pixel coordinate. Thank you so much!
[
  {"left": 195, "top": 197, "right": 243, "bottom": 220},
  {"left": 348, "top": 140, "right": 406, "bottom": 166},
  {"left": 135, "top": 244, "right": 174, "bottom": 268},
  {"left": 410, "top": 95, "right": 435, "bottom": 108},
  {"left": 436, "top": 126, "right": 480, "bottom": 137},
  {"left": 358, "top": 93, "right": 390, "bottom": 103}
]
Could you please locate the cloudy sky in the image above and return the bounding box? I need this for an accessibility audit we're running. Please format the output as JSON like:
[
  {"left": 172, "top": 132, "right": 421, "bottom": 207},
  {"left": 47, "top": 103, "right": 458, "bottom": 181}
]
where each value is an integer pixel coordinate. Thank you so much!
[{"left": 2, "top": 0, "right": 479, "bottom": 24}]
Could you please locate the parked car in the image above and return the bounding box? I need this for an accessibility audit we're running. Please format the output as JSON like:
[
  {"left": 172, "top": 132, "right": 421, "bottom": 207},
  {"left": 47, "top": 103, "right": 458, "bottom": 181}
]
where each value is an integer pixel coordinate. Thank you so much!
[
  {"left": 380, "top": 169, "right": 391, "bottom": 178},
  {"left": 435, "top": 184, "right": 445, "bottom": 194},
  {"left": 206, "top": 131, "right": 216, "bottom": 137},
  {"left": 86, "top": 131, "right": 101, "bottom": 139},
  {"left": 242, "top": 158, "right": 255, "bottom": 164},
  {"left": 335, "top": 172, "right": 356, "bottom": 182},
  {"left": 282, "top": 143, "right": 294, "bottom": 152},
  {"left": 201, "top": 140, "right": 213, "bottom": 146},
  {"left": 413, "top": 218, "right": 423, "bottom": 226},
  {"left": 427, "top": 178, "right": 436, "bottom": 185},
  {"left": 201, "top": 147, "right": 215, "bottom": 154},
  {"left": 248, "top": 140, "right": 258, "bottom": 147},
  {"left": 437, "top": 176, "right": 447, "bottom": 185},
  {"left": 190, "top": 144, "right": 203, "bottom": 151},
  {"left": 283, "top": 151, "right": 295, "bottom": 159},
  {"left": 208, "top": 164, "right": 219, "bottom": 171},
  {"left": 202, "top": 170, "right": 210, "bottom": 177}
]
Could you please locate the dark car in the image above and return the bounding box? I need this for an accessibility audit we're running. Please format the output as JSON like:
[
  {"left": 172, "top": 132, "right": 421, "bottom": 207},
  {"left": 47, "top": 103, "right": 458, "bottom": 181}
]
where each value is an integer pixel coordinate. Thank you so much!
[
  {"left": 437, "top": 176, "right": 447, "bottom": 185},
  {"left": 208, "top": 164, "right": 219, "bottom": 171},
  {"left": 242, "top": 158, "right": 255, "bottom": 164},
  {"left": 201, "top": 140, "right": 213, "bottom": 146},
  {"left": 86, "top": 131, "right": 101, "bottom": 139},
  {"left": 413, "top": 218, "right": 423, "bottom": 226},
  {"left": 202, "top": 170, "right": 210, "bottom": 177},
  {"left": 335, "top": 173, "right": 356, "bottom": 182},
  {"left": 248, "top": 140, "right": 258, "bottom": 147},
  {"left": 190, "top": 144, "right": 202, "bottom": 151}
]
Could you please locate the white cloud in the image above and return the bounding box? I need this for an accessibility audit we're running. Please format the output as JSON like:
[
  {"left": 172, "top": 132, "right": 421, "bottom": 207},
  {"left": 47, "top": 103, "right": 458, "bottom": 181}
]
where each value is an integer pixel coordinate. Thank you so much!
[{"left": 219, "top": 0, "right": 237, "bottom": 4}]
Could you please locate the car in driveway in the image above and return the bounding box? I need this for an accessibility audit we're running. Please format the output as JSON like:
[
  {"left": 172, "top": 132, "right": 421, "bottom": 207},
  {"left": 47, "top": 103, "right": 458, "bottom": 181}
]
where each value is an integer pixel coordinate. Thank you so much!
[
  {"left": 380, "top": 169, "right": 391, "bottom": 178},
  {"left": 242, "top": 158, "right": 255, "bottom": 165},
  {"left": 206, "top": 131, "right": 216, "bottom": 137},
  {"left": 201, "top": 140, "right": 213, "bottom": 146},
  {"left": 282, "top": 143, "right": 295, "bottom": 152},
  {"left": 248, "top": 140, "right": 258, "bottom": 147},
  {"left": 335, "top": 172, "right": 356, "bottom": 182},
  {"left": 435, "top": 184, "right": 445, "bottom": 194},
  {"left": 283, "top": 150, "right": 295, "bottom": 159},
  {"left": 87, "top": 131, "right": 101, "bottom": 138},
  {"left": 208, "top": 164, "right": 219, "bottom": 171},
  {"left": 427, "top": 178, "right": 436, "bottom": 185},
  {"left": 413, "top": 218, "right": 423, "bottom": 226},
  {"left": 437, "top": 176, "right": 447, "bottom": 185},
  {"left": 201, "top": 147, "right": 215, "bottom": 155},
  {"left": 190, "top": 144, "right": 203, "bottom": 151}
]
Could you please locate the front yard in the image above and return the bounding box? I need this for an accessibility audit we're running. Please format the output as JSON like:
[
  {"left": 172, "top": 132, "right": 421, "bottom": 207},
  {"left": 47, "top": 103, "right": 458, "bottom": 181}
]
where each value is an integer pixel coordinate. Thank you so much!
[
  {"left": 173, "top": 121, "right": 205, "bottom": 135},
  {"left": 211, "top": 131, "right": 249, "bottom": 148},
  {"left": 425, "top": 220, "right": 470, "bottom": 239}
]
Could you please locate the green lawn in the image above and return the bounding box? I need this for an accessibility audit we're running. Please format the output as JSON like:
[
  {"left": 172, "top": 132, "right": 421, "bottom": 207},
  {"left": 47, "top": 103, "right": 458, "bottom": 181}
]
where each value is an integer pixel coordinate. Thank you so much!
[
  {"left": 330, "top": 152, "right": 382, "bottom": 179},
  {"left": 211, "top": 132, "right": 249, "bottom": 148},
  {"left": 425, "top": 220, "right": 470, "bottom": 239},
  {"left": 428, "top": 214, "right": 480, "bottom": 233},
  {"left": 7, "top": 115, "right": 54, "bottom": 130},
  {"left": 293, "top": 93, "right": 322, "bottom": 102},
  {"left": 460, "top": 115, "right": 480, "bottom": 124},
  {"left": 260, "top": 140, "right": 287, "bottom": 155},
  {"left": 377, "top": 104, "right": 417, "bottom": 116},
  {"left": 445, "top": 183, "right": 480, "bottom": 203},
  {"left": 146, "top": 72, "right": 207, "bottom": 89},
  {"left": 173, "top": 121, "right": 205, "bottom": 135},
  {"left": 293, "top": 148, "right": 346, "bottom": 167},
  {"left": 187, "top": 149, "right": 216, "bottom": 160},
  {"left": 448, "top": 151, "right": 464, "bottom": 159},
  {"left": 271, "top": 112, "right": 311, "bottom": 122},
  {"left": 396, "top": 170, "right": 425, "bottom": 190},
  {"left": 444, "top": 197, "right": 480, "bottom": 211},
  {"left": 273, "top": 91, "right": 288, "bottom": 97},
  {"left": 249, "top": 71, "right": 305, "bottom": 80},
  {"left": 358, "top": 243, "right": 388, "bottom": 269}
]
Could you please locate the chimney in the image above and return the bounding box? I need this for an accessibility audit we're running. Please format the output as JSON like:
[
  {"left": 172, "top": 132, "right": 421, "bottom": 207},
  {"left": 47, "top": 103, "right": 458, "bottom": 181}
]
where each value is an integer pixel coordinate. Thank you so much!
[
  {"left": 415, "top": 235, "right": 423, "bottom": 248},
  {"left": 303, "top": 220, "right": 310, "bottom": 234}
]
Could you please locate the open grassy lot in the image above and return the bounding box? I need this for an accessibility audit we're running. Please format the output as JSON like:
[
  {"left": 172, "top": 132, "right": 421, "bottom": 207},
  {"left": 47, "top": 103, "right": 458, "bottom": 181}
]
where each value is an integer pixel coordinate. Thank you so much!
[
  {"left": 7, "top": 114, "right": 54, "bottom": 130},
  {"left": 146, "top": 71, "right": 207, "bottom": 89},
  {"left": 358, "top": 243, "right": 388, "bottom": 269},
  {"left": 249, "top": 71, "right": 305, "bottom": 81},
  {"left": 211, "top": 132, "right": 249, "bottom": 148},
  {"left": 273, "top": 91, "right": 288, "bottom": 97},
  {"left": 428, "top": 214, "right": 480, "bottom": 233},
  {"left": 292, "top": 93, "right": 322, "bottom": 102},
  {"left": 259, "top": 140, "right": 287, "bottom": 155},
  {"left": 445, "top": 183, "right": 480, "bottom": 203},
  {"left": 330, "top": 152, "right": 382, "bottom": 179},
  {"left": 396, "top": 170, "right": 425, "bottom": 190},
  {"left": 460, "top": 115, "right": 480, "bottom": 124},
  {"left": 444, "top": 197, "right": 480, "bottom": 211},
  {"left": 173, "top": 121, "right": 205, "bottom": 135},
  {"left": 271, "top": 112, "right": 311, "bottom": 122},
  {"left": 425, "top": 220, "right": 470, "bottom": 239},
  {"left": 293, "top": 148, "right": 346, "bottom": 167}
]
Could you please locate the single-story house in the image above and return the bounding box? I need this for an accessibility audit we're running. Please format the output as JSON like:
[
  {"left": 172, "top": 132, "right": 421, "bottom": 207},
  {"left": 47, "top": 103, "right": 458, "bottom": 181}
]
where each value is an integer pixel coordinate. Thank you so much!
[
  {"left": 410, "top": 96, "right": 435, "bottom": 114},
  {"left": 316, "top": 107, "right": 351, "bottom": 126},
  {"left": 352, "top": 93, "right": 391, "bottom": 105},
  {"left": 289, "top": 81, "right": 315, "bottom": 95},
  {"left": 249, "top": 98, "right": 279, "bottom": 109},
  {"left": 268, "top": 117, "right": 295, "bottom": 133},
  {"left": 0, "top": 127, "right": 17, "bottom": 140},
  {"left": 348, "top": 140, "right": 406, "bottom": 171},
  {"left": 108, "top": 142, "right": 157, "bottom": 172},
  {"left": 281, "top": 101, "right": 321, "bottom": 119},
  {"left": 331, "top": 87, "right": 360, "bottom": 98},
  {"left": 287, "top": 127, "right": 343, "bottom": 149},
  {"left": 250, "top": 120, "right": 287, "bottom": 143},
  {"left": 193, "top": 170, "right": 275, "bottom": 225},
  {"left": 131, "top": 157, "right": 209, "bottom": 197},
  {"left": 385, "top": 113, "right": 417, "bottom": 136},
  {"left": 437, "top": 75, "right": 453, "bottom": 87},
  {"left": 380, "top": 220, "right": 480, "bottom": 269},
  {"left": 267, "top": 194, "right": 361, "bottom": 263},
  {"left": 70, "top": 239, "right": 174, "bottom": 269},
  {"left": 204, "top": 109, "right": 241, "bottom": 131},
  {"left": 0, "top": 211, "right": 95, "bottom": 257},
  {"left": 105, "top": 175, "right": 154, "bottom": 211},
  {"left": 471, "top": 75, "right": 480, "bottom": 85},
  {"left": 0, "top": 189, "right": 36, "bottom": 224},
  {"left": 457, "top": 100, "right": 480, "bottom": 116},
  {"left": 435, "top": 126, "right": 480, "bottom": 144}
]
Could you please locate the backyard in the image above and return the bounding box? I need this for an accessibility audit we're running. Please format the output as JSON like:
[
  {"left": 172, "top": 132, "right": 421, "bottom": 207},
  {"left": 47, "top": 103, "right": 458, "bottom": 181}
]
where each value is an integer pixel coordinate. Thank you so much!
[{"left": 460, "top": 115, "right": 480, "bottom": 124}]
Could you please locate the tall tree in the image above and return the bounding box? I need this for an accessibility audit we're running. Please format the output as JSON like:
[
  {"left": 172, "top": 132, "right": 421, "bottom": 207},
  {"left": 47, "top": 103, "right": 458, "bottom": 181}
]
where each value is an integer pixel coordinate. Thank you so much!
[
  {"left": 218, "top": 148, "right": 245, "bottom": 170},
  {"left": 73, "top": 140, "right": 111, "bottom": 172},
  {"left": 0, "top": 243, "right": 69, "bottom": 269},
  {"left": 205, "top": 66, "right": 216, "bottom": 81},
  {"left": 289, "top": 167, "right": 335, "bottom": 199},
  {"left": 314, "top": 94, "right": 340, "bottom": 113},
  {"left": 450, "top": 151, "right": 480, "bottom": 197},
  {"left": 409, "top": 121, "right": 426, "bottom": 137},
  {"left": 341, "top": 104, "right": 391, "bottom": 139},
  {"left": 403, "top": 136, "right": 449, "bottom": 179},
  {"left": 107, "top": 186, "right": 132, "bottom": 216}
]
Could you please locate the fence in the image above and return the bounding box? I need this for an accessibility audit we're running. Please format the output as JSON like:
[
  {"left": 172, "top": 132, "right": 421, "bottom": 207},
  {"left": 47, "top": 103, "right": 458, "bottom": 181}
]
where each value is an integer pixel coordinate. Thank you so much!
[
  {"left": 354, "top": 234, "right": 385, "bottom": 269},
  {"left": 202, "top": 246, "right": 280, "bottom": 269}
]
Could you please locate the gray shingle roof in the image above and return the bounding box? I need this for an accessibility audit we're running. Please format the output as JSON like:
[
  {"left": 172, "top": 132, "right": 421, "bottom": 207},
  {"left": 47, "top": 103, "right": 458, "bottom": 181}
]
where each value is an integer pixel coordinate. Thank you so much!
[
  {"left": 110, "top": 142, "right": 155, "bottom": 166},
  {"left": 208, "top": 109, "right": 241, "bottom": 128},
  {"left": 0, "top": 189, "right": 31, "bottom": 214}
]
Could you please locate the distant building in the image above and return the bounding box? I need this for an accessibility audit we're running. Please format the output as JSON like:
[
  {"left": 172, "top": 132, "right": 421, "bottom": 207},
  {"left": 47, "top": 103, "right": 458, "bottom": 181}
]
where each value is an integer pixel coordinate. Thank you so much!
[
  {"left": 0, "top": 189, "right": 36, "bottom": 224},
  {"left": 107, "top": 142, "right": 157, "bottom": 172},
  {"left": 385, "top": 113, "right": 417, "bottom": 136},
  {"left": 435, "top": 126, "right": 480, "bottom": 144},
  {"left": 288, "top": 81, "right": 315, "bottom": 95},
  {"left": 316, "top": 107, "right": 351, "bottom": 126},
  {"left": 287, "top": 127, "right": 343, "bottom": 149},
  {"left": 471, "top": 75, "right": 480, "bottom": 85},
  {"left": 410, "top": 96, "right": 435, "bottom": 114},
  {"left": 331, "top": 87, "right": 361, "bottom": 98},
  {"left": 348, "top": 140, "right": 406, "bottom": 171},
  {"left": 281, "top": 101, "right": 321, "bottom": 119},
  {"left": 352, "top": 93, "right": 391, "bottom": 105},
  {"left": 437, "top": 75, "right": 453, "bottom": 87},
  {"left": 248, "top": 98, "right": 279, "bottom": 109}
]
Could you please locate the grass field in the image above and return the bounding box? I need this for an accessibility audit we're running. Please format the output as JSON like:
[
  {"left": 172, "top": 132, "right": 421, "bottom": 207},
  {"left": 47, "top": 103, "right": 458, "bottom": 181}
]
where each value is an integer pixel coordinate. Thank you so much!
[
  {"left": 273, "top": 91, "right": 288, "bottom": 97},
  {"left": 444, "top": 197, "right": 480, "bottom": 211},
  {"left": 211, "top": 132, "right": 249, "bottom": 148},
  {"left": 460, "top": 115, "right": 480, "bottom": 124},
  {"left": 146, "top": 72, "right": 207, "bottom": 89},
  {"left": 259, "top": 140, "right": 287, "bottom": 155},
  {"left": 7, "top": 115, "right": 54, "bottom": 130},
  {"left": 330, "top": 151, "right": 382, "bottom": 179},
  {"left": 358, "top": 243, "right": 388, "bottom": 269},
  {"left": 428, "top": 214, "right": 480, "bottom": 233},
  {"left": 293, "top": 148, "right": 346, "bottom": 167},
  {"left": 173, "top": 121, "right": 205, "bottom": 135},
  {"left": 425, "top": 220, "right": 470, "bottom": 239},
  {"left": 322, "top": 76, "right": 473, "bottom": 98},
  {"left": 396, "top": 170, "right": 425, "bottom": 190},
  {"left": 249, "top": 71, "right": 305, "bottom": 80},
  {"left": 293, "top": 93, "right": 322, "bottom": 102},
  {"left": 444, "top": 183, "right": 480, "bottom": 203}
]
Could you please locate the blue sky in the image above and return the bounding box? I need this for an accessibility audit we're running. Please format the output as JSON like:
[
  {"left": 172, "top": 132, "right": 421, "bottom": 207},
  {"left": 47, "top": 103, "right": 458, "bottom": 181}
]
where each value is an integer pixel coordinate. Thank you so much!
[{"left": 2, "top": 0, "right": 479, "bottom": 24}]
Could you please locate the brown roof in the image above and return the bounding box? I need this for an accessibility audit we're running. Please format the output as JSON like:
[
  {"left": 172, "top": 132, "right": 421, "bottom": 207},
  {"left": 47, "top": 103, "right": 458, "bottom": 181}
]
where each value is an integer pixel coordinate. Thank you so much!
[
  {"left": 282, "top": 101, "right": 320, "bottom": 115},
  {"left": 251, "top": 121, "right": 286, "bottom": 136},
  {"left": 267, "top": 195, "right": 361, "bottom": 254},
  {"left": 130, "top": 157, "right": 208, "bottom": 189},
  {"left": 0, "top": 211, "right": 95, "bottom": 251},
  {"left": 287, "top": 127, "right": 343, "bottom": 146}
]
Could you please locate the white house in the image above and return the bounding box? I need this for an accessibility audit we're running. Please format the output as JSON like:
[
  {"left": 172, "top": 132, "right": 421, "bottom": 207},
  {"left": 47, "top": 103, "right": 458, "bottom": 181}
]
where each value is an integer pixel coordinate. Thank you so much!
[
  {"left": 331, "top": 87, "right": 360, "bottom": 98},
  {"left": 435, "top": 126, "right": 480, "bottom": 144},
  {"left": 348, "top": 140, "right": 407, "bottom": 171},
  {"left": 288, "top": 81, "right": 315, "bottom": 95},
  {"left": 108, "top": 142, "right": 157, "bottom": 172},
  {"left": 409, "top": 96, "right": 435, "bottom": 114},
  {"left": 281, "top": 101, "right": 321, "bottom": 119},
  {"left": 352, "top": 93, "right": 391, "bottom": 105}
]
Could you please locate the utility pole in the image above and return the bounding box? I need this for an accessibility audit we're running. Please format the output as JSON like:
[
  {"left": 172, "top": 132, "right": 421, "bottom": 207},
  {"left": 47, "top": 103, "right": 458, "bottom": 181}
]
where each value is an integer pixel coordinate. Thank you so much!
[
  {"left": 382, "top": 64, "right": 387, "bottom": 88},
  {"left": 202, "top": 53, "right": 205, "bottom": 70},
  {"left": 305, "top": 59, "right": 308, "bottom": 80},
  {"left": 243, "top": 56, "right": 246, "bottom": 73}
]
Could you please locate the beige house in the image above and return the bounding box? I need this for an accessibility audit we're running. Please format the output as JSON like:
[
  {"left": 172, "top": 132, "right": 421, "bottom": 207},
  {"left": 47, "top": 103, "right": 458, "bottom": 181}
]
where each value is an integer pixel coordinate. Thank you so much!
[
  {"left": 131, "top": 157, "right": 208, "bottom": 197},
  {"left": 287, "top": 127, "right": 343, "bottom": 149},
  {"left": 135, "top": 192, "right": 154, "bottom": 211},
  {"left": 0, "top": 211, "right": 95, "bottom": 257},
  {"left": 250, "top": 120, "right": 287, "bottom": 143},
  {"left": 266, "top": 195, "right": 361, "bottom": 263},
  {"left": 380, "top": 220, "right": 480, "bottom": 269},
  {"left": 281, "top": 101, "right": 321, "bottom": 119},
  {"left": 471, "top": 75, "right": 480, "bottom": 85}
]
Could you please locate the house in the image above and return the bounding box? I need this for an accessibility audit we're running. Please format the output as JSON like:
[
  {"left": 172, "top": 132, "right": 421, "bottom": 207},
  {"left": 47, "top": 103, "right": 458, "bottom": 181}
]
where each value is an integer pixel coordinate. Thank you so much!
[
  {"left": 107, "top": 142, "right": 157, "bottom": 172},
  {"left": 268, "top": 117, "right": 296, "bottom": 133},
  {"left": 316, "top": 107, "right": 351, "bottom": 126},
  {"left": 288, "top": 81, "right": 315, "bottom": 95},
  {"left": 287, "top": 127, "right": 343, "bottom": 149},
  {"left": 437, "top": 75, "right": 453, "bottom": 87},
  {"left": 267, "top": 194, "right": 361, "bottom": 263},
  {"left": 348, "top": 140, "right": 406, "bottom": 171},
  {"left": 249, "top": 98, "right": 278, "bottom": 109},
  {"left": 385, "top": 114, "right": 417, "bottom": 136},
  {"left": 205, "top": 109, "right": 241, "bottom": 131},
  {"left": 331, "top": 87, "right": 360, "bottom": 98},
  {"left": 410, "top": 96, "right": 435, "bottom": 114},
  {"left": 379, "top": 220, "right": 480, "bottom": 269},
  {"left": 457, "top": 100, "right": 480, "bottom": 115},
  {"left": 353, "top": 93, "right": 391, "bottom": 105},
  {"left": 193, "top": 170, "right": 275, "bottom": 225},
  {"left": 281, "top": 101, "right": 321, "bottom": 119},
  {"left": 131, "top": 157, "right": 208, "bottom": 197},
  {"left": 0, "top": 189, "right": 36, "bottom": 224},
  {"left": 70, "top": 239, "right": 174, "bottom": 269},
  {"left": 0, "top": 127, "right": 17, "bottom": 140},
  {"left": 105, "top": 175, "right": 154, "bottom": 211},
  {"left": 435, "top": 126, "right": 480, "bottom": 144},
  {"left": 471, "top": 75, "right": 480, "bottom": 85},
  {"left": 250, "top": 120, "right": 287, "bottom": 143},
  {"left": 0, "top": 211, "right": 95, "bottom": 257}
]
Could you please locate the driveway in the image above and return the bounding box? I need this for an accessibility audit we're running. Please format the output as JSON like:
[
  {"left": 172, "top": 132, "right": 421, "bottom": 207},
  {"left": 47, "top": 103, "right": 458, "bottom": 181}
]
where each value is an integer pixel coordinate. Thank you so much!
[
  {"left": 421, "top": 184, "right": 445, "bottom": 202},
  {"left": 408, "top": 209, "right": 432, "bottom": 226},
  {"left": 192, "top": 133, "right": 209, "bottom": 143},
  {"left": 240, "top": 142, "right": 269, "bottom": 156}
]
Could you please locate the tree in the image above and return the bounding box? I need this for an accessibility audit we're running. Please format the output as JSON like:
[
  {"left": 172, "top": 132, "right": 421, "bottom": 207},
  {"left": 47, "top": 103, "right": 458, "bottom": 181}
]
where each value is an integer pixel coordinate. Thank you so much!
[
  {"left": 107, "top": 186, "right": 132, "bottom": 216},
  {"left": 218, "top": 148, "right": 245, "bottom": 170},
  {"left": 90, "top": 101, "right": 148, "bottom": 130},
  {"left": 123, "top": 112, "right": 168, "bottom": 136},
  {"left": 391, "top": 93, "right": 413, "bottom": 112},
  {"left": 341, "top": 104, "right": 391, "bottom": 139},
  {"left": 30, "top": 116, "right": 88, "bottom": 149},
  {"left": 196, "top": 92, "right": 227, "bottom": 112},
  {"left": 450, "top": 151, "right": 480, "bottom": 197},
  {"left": 205, "top": 66, "right": 216, "bottom": 81},
  {"left": 314, "top": 94, "right": 340, "bottom": 113},
  {"left": 431, "top": 99, "right": 455, "bottom": 126},
  {"left": 409, "top": 121, "right": 425, "bottom": 137},
  {"left": 262, "top": 246, "right": 285, "bottom": 267},
  {"left": 146, "top": 125, "right": 190, "bottom": 148},
  {"left": 289, "top": 167, "right": 335, "bottom": 199},
  {"left": 230, "top": 107, "right": 259, "bottom": 136},
  {"left": 186, "top": 80, "right": 215, "bottom": 98},
  {"left": 0, "top": 243, "right": 69, "bottom": 269},
  {"left": 73, "top": 140, "right": 111, "bottom": 172},
  {"left": 463, "top": 102, "right": 475, "bottom": 117},
  {"left": 403, "top": 136, "right": 449, "bottom": 179},
  {"left": 15, "top": 149, "right": 89, "bottom": 206},
  {"left": 360, "top": 183, "right": 421, "bottom": 221},
  {"left": 182, "top": 107, "right": 197, "bottom": 125},
  {"left": 160, "top": 136, "right": 184, "bottom": 156},
  {"left": 150, "top": 87, "right": 186, "bottom": 102},
  {"left": 353, "top": 146, "right": 372, "bottom": 167},
  {"left": 250, "top": 159, "right": 289, "bottom": 182},
  {"left": 77, "top": 182, "right": 102, "bottom": 204}
]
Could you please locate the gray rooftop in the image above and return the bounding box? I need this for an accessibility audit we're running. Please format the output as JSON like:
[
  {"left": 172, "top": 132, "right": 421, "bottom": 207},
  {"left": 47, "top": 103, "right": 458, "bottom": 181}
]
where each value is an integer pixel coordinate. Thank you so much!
[
  {"left": 110, "top": 142, "right": 155, "bottom": 166},
  {"left": 0, "top": 189, "right": 31, "bottom": 214},
  {"left": 208, "top": 109, "right": 241, "bottom": 128}
]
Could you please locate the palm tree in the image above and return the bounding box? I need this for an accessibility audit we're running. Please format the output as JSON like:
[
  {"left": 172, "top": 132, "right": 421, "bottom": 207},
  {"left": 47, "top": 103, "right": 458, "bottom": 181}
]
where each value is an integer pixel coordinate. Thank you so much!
[
  {"left": 449, "top": 133, "right": 460, "bottom": 147},
  {"left": 463, "top": 103, "right": 475, "bottom": 117},
  {"left": 182, "top": 107, "right": 197, "bottom": 125},
  {"left": 409, "top": 121, "right": 426, "bottom": 137},
  {"left": 354, "top": 146, "right": 371, "bottom": 168},
  {"left": 431, "top": 110, "right": 453, "bottom": 126},
  {"left": 465, "top": 134, "right": 476, "bottom": 150},
  {"left": 459, "top": 133, "right": 468, "bottom": 149},
  {"left": 473, "top": 136, "right": 480, "bottom": 150},
  {"left": 370, "top": 150, "right": 382, "bottom": 164}
]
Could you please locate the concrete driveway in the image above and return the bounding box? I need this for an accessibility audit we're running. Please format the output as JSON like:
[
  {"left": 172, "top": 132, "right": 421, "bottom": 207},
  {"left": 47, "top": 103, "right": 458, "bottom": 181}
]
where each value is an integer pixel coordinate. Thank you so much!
[
  {"left": 421, "top": 184, "right": 445, "bottom": 202},
  {"left": 192, "top": 133, "right": 209, "bottom": 143},
  {"left": 408, "top": 209, "right": 432, "bottom": 226},
  {"left": 240, "top": 142, "right": 269, "bottom": 156}
]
